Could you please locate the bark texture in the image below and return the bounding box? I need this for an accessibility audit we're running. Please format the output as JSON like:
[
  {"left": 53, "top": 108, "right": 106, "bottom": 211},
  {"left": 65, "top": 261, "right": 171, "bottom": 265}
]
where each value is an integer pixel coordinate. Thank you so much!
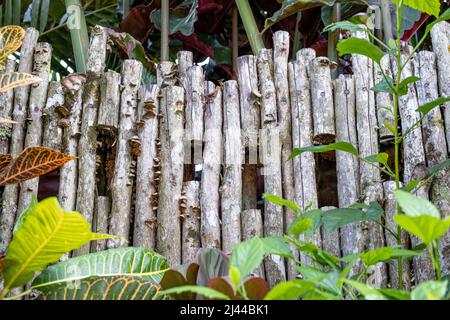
[{"left": 181, "top": 181, "right": 201, "bottom": 264}]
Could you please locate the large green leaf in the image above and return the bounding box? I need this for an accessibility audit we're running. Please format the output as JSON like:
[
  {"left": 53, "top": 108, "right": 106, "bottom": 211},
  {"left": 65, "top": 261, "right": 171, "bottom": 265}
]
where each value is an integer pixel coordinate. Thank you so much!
[
  {"left": 263, "top": 194, "right": 302, "bottom": 213},
  {"left": 396, "top": 190, "right": 440, "bottom": 218},
  {"left": 290, "top": 141, "right": 359, "bottom": 160},
  {"left": 417, "top": 97, "right": 450, "bottom": 116},
  {"left": 394, "top": 215, "right": 450, "bottom": 245},
  {"left": 32, "top": 248, "right": 169, "bottom": 293},
  {"left": 392, "top": 0, "right": 441, "bottom": 17},
  {"left": 161, "top": 285, "right": 230, "bottom": 300},
  {"left": 337, "top": 37, "right": 385, "bottom": 64},
  {"left": 150, "top": 0, "right": 199, "bottom": 36},
  {"left": 264, "top": 279, "right": 315, "bottom": 300},
  {"left": 411, "top": 280, "right": 448, "bottom": 300},
  {"left": 2, "top": 197, "right": 116, "bottom": 292},
  {"left": 38, "top": 275, "right": 169, "bottom": 300},
  {"left": 264, "top": 0, "right": 367, "bottom": 30},
  {"left": 359, "top": 246, "right": 421, "bottom": 266},
  {"left": 345, "top": 280, "right": 387, "bottom": 300},
  {"left": 13, "top": 194, "right": 38, "bottom": 236}
]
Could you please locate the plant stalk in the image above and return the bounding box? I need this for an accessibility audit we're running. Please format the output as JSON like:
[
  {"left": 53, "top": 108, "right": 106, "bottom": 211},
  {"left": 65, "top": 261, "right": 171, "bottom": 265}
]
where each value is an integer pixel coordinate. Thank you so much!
[
  {"left": 292, "top": 11, "right": 302, "bottom": 60},
  {"left": 232, "top": 5, "right": 239, "bottom": 80},
  {"left": 327, "top": 4, "right": 340, "bottom": 79},
  {"left": 160, "top": 0, "right": 169, "bottom": 61},
  {"left": 65, "top": 0, "right": 89, "bottom": 73},
  {"left": 379, "top": 0, "right": 393, "bottom": 44},
  {"left": 235, "top": 0, "right": 264, "bottom": 55}
]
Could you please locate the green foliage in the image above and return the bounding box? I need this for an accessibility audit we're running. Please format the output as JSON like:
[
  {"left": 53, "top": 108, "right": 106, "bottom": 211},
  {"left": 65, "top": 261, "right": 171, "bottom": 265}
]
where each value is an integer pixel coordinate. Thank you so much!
[
  {"left": 337, "top": 37, "right": 385, "bottom": 64},
  {"left": 411, "top": 280, "right": 449, "bottom": 300},
  {"left": 150, "top": 0, "right": 199, "bottom": 36},
  {"left": 290, "top": 141, "right": 359, "bottom": 159},
  {"left": 1, "top": 197, "right": 116, "bottom": 295},
  {"left": 392, "top": 0, "right": 441, "bottom": 17}
]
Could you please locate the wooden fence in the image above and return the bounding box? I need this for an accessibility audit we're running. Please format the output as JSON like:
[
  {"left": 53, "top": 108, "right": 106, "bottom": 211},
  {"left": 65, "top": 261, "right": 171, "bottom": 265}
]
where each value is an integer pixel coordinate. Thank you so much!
[{"left": 1, "top": 22, "right": 449, "bottom": 288}]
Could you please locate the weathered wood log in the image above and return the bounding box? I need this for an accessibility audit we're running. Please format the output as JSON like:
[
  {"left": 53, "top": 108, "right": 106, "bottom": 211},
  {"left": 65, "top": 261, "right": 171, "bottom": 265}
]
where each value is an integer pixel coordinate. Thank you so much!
[
  {"left": 237, "top": 55, "right": 259, "bottom": 210},
  {"left": 242, "top": 209, "right": 265, "bottom": 277},
  {"left": 414, "top": 50, "right": 450, "bottom": 276},
  {"left": 58, "top": 74, "right": 85, "bottom": 211},
  {"left": 352, "top": 29, "right": 386, "bottom": 285},
  {"left": 97, "top": 70, "right": 121, "bottom": 131},
  {"left": 274, "top": 31, "right": 296, "bottom": 280},
  {"left": 17, "top": 42, "right": 52, "bottom": 215},
  {"left": 181, "top": 181, "right": 201, "bottom": 264},
  {"left": 257, "top": 49, "right": 286, "bottom": 286},
  {"left": 221, "top": 80, "right": 242, "bottom": 255},
  {"left": 383, "top": 181, "right": 411, "bottom": 290},
  {"left": 334, "top": 75, "right": 362, "bottom": 258},
  {"left": 430, "top": 22, "right": 450, "bottom": 151},
  {"left": 156, "top": 86, "right": 185, "bottom": 266},
  {"left": 0, "top": 28, "right": 39, "bottom": 253},
  {"left": 200, "top": 81, "right": 222, "bottom": 249},
  {"left": 185, "top": 65, "right": 204, "bottom": 165},
  {"left": 0, "top": 59, "right": 17, "bottom": 154},
  {"left": 392, "top": 50, "right": 435, "bottom": 283},
  {"left": 289, "top": 49, "right": 321, "bottom": 267},
  {"left": 42, "top": 82, "right": 64, "bottom": 151},
  {"left": 321, "top": 206, "right": 341, "bottom": 258},
  {"left": 157, "top": 61, "right": 177, "bottom": 87},
  {"left": 91, "top": 196, "right": 111, "bottom": 252},
  {"left": 374, "top": 55, "right": 395, "bottom": 142},
  {"left": 107, "top": 60, "right": 143, "bottom": 249},
  {"left": 177, "top": 51, "right": 193, "bottom": 89},
  {"left": 309, "top": 57, "right": 336, "bottom": 145},
  {"left": 364, "top": 184, "right": 387, "bottom": 288},
  {"left": 73, "top": 26, "right": 107, "bottom": 256},
  {"left": 134, "top": 85, "right": 160, "bottom": 248}
]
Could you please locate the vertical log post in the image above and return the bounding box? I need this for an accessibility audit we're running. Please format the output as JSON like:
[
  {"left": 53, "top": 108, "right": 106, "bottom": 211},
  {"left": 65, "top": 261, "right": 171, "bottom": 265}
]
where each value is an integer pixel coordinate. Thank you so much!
[
  {"left": 157, "top": 61, "right": 177, "bottom": 87},
  {"left": 134, "top": 85, "right": 160, "bottom": 248},
  {"left": 107, "top": 60, "right": 143, "bottom": 249},
  {"left": 58, "top": 74, "right": 85, "bottom": 211},
  {"left": 97, "top": 70, "right": 121, "bottom": 130},
  {"left": 309, "top": 57, "right": 336, "bottom": 145},
  {"left": 274, "top": 31, "right": 295, "bottom": 280},
  {"left": 201, "top": 82, "right": 222, "bottom": 249},
  {"left": 393, "top": 50, "right": 435, "bottom": 283},
  {"left": 0, "top": 60, "right": 16, "bottom": 153},
  {"left": 74, "top": 26, "right": 107, "bottom": 256},
  {"left": 156, "top": 85, "right": 185, "bottom": 266},
  {"left": 237, "top": 55, "right": 259, "bottom": 210},
  {"left": 414, "top": 50, "right": 450, "bottom": 276},
  {"left": 91, "top": 196, "right": 111, "bottom": 252},
  {"left": 0, "top": 28, "right": 39, "bottom": 253},
  {"left": 17, "top": 42, "right": 53, "bottom": 214},
  {"left": 430, "top": 22, "right": 450, "bottom": 150},
  {"left": 242, "top": 209, "right": 265, "bottom": 277},
  {"left": 383, "top": 181, "right": 411, "bottom": 290},
  {"left": 221, "top": 80, "right": 242, "bottom": 255},
  {"left": 181, "top": 181, "right": 201, "bottom": 264},
  {"left": 352, "top": 29, "right": 386, "bottom": 286},
  {"left": 289, "top": 49, "right": 321, "bottom": 266},
  {"left": 257, "top": 49, "right": 286, "bottom": 286},
  {"left": 42, "top": 82, "right": 64, "bottom": 151},
  {"left": 374, "top": 55, "right": 395, "bottom": 142}
]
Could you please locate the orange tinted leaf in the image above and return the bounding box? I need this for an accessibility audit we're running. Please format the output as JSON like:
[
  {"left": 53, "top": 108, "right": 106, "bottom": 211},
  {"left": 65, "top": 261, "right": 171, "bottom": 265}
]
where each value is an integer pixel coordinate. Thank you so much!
[
  {"left": 0, "top": 72, "right": 42, "bottom": 93},
  {"left": 0, "top": 26, "right": 25, "bottom": 68},
  {"left": 0, "top": 117, "right": 17, "bottom": 124},
  {"left": 0, "top": 147, "right": 76, "bottom": 185},
  {"left": 0, "top": 154, "right": 12, "bottom": 176}
]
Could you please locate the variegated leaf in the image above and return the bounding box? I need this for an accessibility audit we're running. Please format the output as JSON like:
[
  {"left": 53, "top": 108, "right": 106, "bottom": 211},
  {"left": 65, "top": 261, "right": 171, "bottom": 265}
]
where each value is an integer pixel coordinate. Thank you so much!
[{"left": 0, "top": 72, "right": 42, "bottom": 93}]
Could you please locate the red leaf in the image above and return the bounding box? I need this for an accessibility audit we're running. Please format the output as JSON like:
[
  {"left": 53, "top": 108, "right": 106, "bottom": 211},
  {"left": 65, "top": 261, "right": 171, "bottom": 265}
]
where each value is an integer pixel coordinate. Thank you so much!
[
  {"left": 120, "top": 3, "right": 158, "bottom": 43},
  {"left": 401, "top": 13, "right": 429, "bottom": 42}
]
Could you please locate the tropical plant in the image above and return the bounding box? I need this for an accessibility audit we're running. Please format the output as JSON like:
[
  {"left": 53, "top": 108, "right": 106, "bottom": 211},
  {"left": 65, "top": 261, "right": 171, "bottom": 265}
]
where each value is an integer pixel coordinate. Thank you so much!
[{"left": 0, "top": 196, "right": 170, "bottom": 300}]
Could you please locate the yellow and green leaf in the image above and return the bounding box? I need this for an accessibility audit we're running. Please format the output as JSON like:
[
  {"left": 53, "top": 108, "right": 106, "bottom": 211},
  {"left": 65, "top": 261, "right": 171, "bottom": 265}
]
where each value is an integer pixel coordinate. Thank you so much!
[
  {"left": 0, "top": 26, "right": 25, "bottom": 68},
  {"left": 0, "top": 72, "right": 42, "bottom": 93}
]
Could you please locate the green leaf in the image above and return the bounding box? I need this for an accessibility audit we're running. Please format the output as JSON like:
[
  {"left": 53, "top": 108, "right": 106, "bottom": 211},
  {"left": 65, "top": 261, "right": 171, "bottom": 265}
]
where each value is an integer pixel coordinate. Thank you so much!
[
  {"left": 13, "top": 194, "right": 38, "bottom": 235},
  {"left": 263, "top": 193, "right": 301, "bottom": 212},
  {"left": 32, "top": 248, "right": 169, "bottom": 292},
  {"left": 429, "top": 159, "right": 450, "bottom": 176},
  {"left": 322, "top": 203, "right": 383, "bottom": 234},
  {"left": 345, "top": 279, "right": 387, "bottom": 300},
  {"left": 196, "top": 248, "right": 229, "bottom": 287},
  {"left": 3, "top": 197, "right": 117, "bottom": 291},
  {"left": 288, "top": 218, "right": 313, "bottom": 237},
  {"left": 398, "top": 76, "right": 421, "bottom": 96},
  {"left": 264, "top": 0, "right": 367, "bottom": 30},
  {"left": 290, "top": 141, "right": 358, "bottom": 160},
  {"left": 378, "top": 288, "right": 411, "bottom": 300},
  {"left": 371, "top": 77, "right": 395, "bottom": 94},
  {"left": 264, "top": 279, "right": 315, "bottom": 300},
  {"left": 323, "top": 20, "right": 365, "bottom": 33},
  {"left": 396, "top": 189, "right": 440, "bottom": 218},
  {"left": 150, "top": 0, "right": 199, "bottom": 36},
  {"left": 394, "top": 215, "right": 450, "bottom": 245},
  {"left": 364, "top": 153, "right": 389, "bottom": 166},
  {"left": 229, "top": 266, "right": 241, "bottom": 288},
  {"left": 417, "top": 97, "right": 450, "bottom": 116},
  {"left": 304, "top": 209, "right": 323, "bottom": 235},
  {"left": 403, "top": 179, "right": 421, "bottom": 192},
  {"left": 161, "top": 285, "right": 230, "bottom": 300},
  {"left": 411, "top": 280, "right": 448, "bottom": 300},
  {"left": 360, "top": 246, "right": 420, "bottom": 266},
  {"left": 337, "top": 37, "right": 385, "bottom": 64},
  {"left": 260, "top": 237, "right": 293, "bottom": 259},
  {"left": 297, "top": 266, "right": 341, "bottom": 296},
  {"left": 392, "top": 0, "right": 441, "bottom": 17},
  {"left": 38, "top": 275, "right": 168, "bottom": 300}
]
